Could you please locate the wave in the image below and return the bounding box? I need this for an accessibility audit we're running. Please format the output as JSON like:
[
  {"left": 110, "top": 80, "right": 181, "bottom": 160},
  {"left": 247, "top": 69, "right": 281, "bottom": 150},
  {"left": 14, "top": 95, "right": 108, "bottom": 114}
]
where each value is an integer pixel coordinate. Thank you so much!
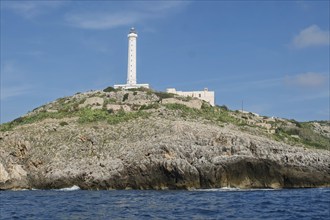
[
  {"left": 56, "top": 185, "right": 81, "bottom": 191},
  {"left": 192, "top": 187, "right": 276, "bottom": 192}
]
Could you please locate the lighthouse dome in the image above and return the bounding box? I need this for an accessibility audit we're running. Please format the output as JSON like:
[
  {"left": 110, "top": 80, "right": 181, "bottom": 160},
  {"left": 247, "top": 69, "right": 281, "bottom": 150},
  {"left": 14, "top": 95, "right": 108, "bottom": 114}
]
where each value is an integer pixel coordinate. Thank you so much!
[{"left": 129, "top": 27, "right": 137, "bottom": 34}]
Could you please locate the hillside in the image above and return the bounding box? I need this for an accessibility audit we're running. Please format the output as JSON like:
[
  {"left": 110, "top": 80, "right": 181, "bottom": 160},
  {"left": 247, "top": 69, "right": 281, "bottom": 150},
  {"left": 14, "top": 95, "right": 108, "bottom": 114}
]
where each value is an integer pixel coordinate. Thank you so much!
[{"left": 0, "top": 88, "right": 329, "bottom": 190}]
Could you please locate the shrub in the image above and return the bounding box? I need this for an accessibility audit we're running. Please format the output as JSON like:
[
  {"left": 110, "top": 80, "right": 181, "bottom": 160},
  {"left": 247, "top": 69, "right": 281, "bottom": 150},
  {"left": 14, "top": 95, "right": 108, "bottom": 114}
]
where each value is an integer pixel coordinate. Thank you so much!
[
  {"left": 0, "top": 123, "right": 13, "bottom": 132},
  {"left": 122, "top": 93, "right": 129, "bottom": 102},
  {"left": 78, "top": 109, "right": 108, "bottom": 123},
  {"left": 218, "top": 105, "right": 229, "bottom": 111},
  {"left": 0, "top": 111, "right": 73, "bottom": 131},
  {"left": 127, "top": 87, "right": 151, "bottom": 92},
  {"left": 274, "top": 126, "right": 330, "bottom": 150},
  {"left": 289, "top": 119, "right": 302, "bottom": 128},
  {"left": 154, "top": 92, "right": 175, "bottom": 100},
  {"left": 103, "top": 98, "right": 117, "bottom": 108},
  {"left": 201, "top": 102, "right": 212, "bottom": 110},
  {"left": 176, "top": 96, "right": 192, "bottom": 102},
  {"left": 77, "top": 108, "right": 150, "bottom": 125},
  {"left": 139, "top": 103, "right": 160, "bottom": 110},
  {"left": 164, "top": 103, "right": 240, "bottom": 125},
  {"left": 103, "top": 86, "right": 116, "bottom": 92},
  {"left": 59, "top": 121, "right": 69, "bottom": 126},
  {"left": 164, "top": 103, "right": 191, "bottom": 111}
]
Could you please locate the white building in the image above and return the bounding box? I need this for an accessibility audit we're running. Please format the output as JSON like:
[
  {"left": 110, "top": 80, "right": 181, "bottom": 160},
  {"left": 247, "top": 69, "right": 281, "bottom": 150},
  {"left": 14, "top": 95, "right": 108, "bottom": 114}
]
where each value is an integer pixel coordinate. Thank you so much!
[
  {"left": 166, "top": 88, "right": 215, "bottom": 106},
  {"left": 114, "top": 28, "right": 149, "bottom": 89}
]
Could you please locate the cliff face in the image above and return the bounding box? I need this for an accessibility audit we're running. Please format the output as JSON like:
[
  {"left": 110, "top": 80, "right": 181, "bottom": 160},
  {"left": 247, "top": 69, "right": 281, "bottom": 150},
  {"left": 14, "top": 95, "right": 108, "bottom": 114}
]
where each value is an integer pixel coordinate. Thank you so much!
[{"left": 1, "top": 89, "right": 329, "bottom": 190}]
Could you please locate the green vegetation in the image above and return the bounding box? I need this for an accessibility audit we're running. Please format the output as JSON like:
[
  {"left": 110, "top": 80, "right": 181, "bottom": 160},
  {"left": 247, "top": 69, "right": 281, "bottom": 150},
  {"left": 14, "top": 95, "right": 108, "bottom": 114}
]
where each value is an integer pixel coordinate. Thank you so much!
[
  {"left": 103, "top": 98, "right": 117, "bottom": 108},
  {"left": 288, "top": 119, "right": 302, "bottom": 128},
  {"left": 78, "top": 108, "right": 149, "bottom": 125},
  {"left": 164, "top": 103, "right": 239, "bottom": 124},
  {"left": 176, "top": 96, "right": 192, "bottom": 102},
  {"left": 127, "top": 87, "right": 151, "bottom": 92},
  {"left": 218, "top": 105, "right": 229, "bottom": 111},
  {"left": 1, "top": 88, "right": 328, "bottom": 151},
  {"left": 103, "top": 86, "right": 117, "bottom": 92},
  {"left": 0, "top": 110, "right": 73, "bottom": 131},
  {"left": 274, "top": 124, "right": 329, "bottom": 150},
  {"left": 122, "top": 93, "right": 129, "bottom": 102},
  {"left": 139, "top": 103, "right": 160, "bottom": 110},
  {"left": 59, "top": 121, "right": 69, "bottom": 126},
  {"left": 154, "top": 91, "right": 175, "bottom": 100},
  {"left": 0, "top": 107, "right": 151, "bottom": 132},
  {"left": 78, "top": 109, "right": 109, "bottom": 123}
]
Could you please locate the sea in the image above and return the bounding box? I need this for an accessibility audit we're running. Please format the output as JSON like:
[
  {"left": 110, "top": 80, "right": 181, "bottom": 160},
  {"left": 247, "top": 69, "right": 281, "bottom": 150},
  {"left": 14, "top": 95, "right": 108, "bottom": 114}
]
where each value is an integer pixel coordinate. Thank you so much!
[{"left": 1, "top": 187, "right": 329, "bottom": 219}]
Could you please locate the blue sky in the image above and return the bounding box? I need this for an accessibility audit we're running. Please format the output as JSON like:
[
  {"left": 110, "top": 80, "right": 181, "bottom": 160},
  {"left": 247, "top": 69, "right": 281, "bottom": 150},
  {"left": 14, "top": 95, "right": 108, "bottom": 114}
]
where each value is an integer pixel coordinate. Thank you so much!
[{"left": 1, "top": 1, "right": 329, "bottom": 123}]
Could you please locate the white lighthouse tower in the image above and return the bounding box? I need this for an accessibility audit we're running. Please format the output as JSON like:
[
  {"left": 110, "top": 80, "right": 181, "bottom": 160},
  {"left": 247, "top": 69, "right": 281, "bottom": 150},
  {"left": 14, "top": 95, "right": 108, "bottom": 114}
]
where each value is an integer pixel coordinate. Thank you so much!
[
  {"left": 127, "top": 28, "right": 137, "bottom": 85},
  {"left": 114, "top": 27, "right": 149, "bottom": 89}
]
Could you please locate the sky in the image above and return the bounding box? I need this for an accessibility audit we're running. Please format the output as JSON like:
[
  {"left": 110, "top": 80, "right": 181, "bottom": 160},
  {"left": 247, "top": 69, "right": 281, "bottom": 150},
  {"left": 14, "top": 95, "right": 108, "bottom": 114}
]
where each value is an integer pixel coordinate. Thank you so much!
[{"left": 0, "top": 0, "right": 329, "bottom": 123}]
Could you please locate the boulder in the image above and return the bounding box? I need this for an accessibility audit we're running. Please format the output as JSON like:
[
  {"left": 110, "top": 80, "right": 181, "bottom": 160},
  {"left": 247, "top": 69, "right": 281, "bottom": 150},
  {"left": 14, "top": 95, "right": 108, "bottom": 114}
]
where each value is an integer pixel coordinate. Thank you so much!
[{"left": 79, "top": 97, "right": 104, "bottom": 109}]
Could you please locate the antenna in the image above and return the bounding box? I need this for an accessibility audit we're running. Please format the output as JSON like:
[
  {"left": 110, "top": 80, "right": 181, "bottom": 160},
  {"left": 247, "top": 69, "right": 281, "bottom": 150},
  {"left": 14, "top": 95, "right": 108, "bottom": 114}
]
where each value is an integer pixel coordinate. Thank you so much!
[{"left": 241, "top": 100, "right": 244, "bottom": 112}]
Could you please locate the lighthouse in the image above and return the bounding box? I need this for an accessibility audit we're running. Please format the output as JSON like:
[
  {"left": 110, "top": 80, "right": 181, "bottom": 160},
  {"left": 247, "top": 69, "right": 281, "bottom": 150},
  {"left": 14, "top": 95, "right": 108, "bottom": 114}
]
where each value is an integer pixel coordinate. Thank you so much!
[
  {"left": 127, "top": 28, "right": 137, "bottom": 86},
  {"left": 114, "top": 27, "right": 149, "bottom": 89}
]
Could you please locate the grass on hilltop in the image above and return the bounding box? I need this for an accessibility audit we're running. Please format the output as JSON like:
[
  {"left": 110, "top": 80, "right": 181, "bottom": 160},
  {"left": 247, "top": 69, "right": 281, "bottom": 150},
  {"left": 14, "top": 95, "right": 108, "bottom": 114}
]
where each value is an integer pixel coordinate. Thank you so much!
[
  {"left": 0, "top": 108, "right": 150, "bottom": 131},
  {"left": 1, "top": 89, "right": 329, "bottom": 151}
]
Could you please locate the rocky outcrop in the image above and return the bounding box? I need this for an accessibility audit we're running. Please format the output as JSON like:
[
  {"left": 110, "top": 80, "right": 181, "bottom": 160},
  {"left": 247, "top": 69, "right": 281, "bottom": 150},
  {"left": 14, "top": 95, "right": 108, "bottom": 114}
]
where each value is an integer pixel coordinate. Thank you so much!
[
  {"left": 1, "top": 117, "right": 329, "bottom": 190},
  {"left": 79, "top": 97, "right": 104, "bottom": 109},
  {"left": 161, "top": 98, "right": 203, "bottom": 109}
]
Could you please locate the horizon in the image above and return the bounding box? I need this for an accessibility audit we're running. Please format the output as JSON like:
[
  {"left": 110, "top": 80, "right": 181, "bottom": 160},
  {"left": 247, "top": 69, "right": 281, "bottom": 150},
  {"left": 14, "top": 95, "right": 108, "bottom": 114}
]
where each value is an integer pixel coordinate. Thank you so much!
[{"left": 1, "top": 1, "right": 329, "bottom": 123}]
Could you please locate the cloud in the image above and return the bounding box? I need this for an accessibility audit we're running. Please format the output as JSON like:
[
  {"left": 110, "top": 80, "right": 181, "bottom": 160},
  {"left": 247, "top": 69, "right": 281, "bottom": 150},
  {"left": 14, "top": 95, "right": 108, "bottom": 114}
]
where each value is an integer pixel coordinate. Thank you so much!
[
  {"left": 0, "top": 61, "right": 33, "bottom": 100},
  {"left": 0, "top": 85, "right": 33, "bottom": 100},
  {"left": 2, "top": 1, "right": 65, "bottom": 19},
  {"left": 292, "top": 90, "right": 329, "bottom": 102},
  {"left": 65, "top": 12, "right": 144, "bottom": 30},
  {"left": 293, "top": 25, "right": 330, "bottom": 48},
  {"left": 65, "top": 2, "right": 189, "bottom": 30},
  {"left": 285, "top": 72, "right": 329, "bottom": 88},
  {"left": 139, "top": 1, "right": 190, "bottom": 12}
]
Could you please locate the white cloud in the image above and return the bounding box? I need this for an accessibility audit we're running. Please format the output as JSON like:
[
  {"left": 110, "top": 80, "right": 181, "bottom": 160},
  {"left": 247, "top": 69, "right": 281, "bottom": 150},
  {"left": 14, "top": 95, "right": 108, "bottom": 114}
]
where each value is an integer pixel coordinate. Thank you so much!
[
  {"left": 0, "top": 85, "right": 33, "bottom": 100},
  {"left": 0, "top": 61, "right": 33, "bottom": 100},
  {"left": 65, "top": 2, "right": 189, "bottom": 30},
  {"left": 139, "top": 1, "right": 190, "bottom": 12},
  {"left": 285, "top": 72, "right": 329, "bottom": 88},
  {"left": 1, "top": 60, "right": 24, "bottom": 81},
  {"left": 65, "top": 12, "right": 144, "bottom": 30},
  {"left": 293, "top": 25, "right": 330, "bottom": 48},
  {"left": 3, "top": 1, "right": 65, "bottom": 18}
]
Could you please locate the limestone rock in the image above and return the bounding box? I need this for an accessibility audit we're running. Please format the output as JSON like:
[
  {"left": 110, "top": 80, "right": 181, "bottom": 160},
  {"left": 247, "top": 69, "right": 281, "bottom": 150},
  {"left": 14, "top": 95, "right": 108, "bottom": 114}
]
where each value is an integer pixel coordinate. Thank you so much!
[
  {"left": 162, "top": 98, "right": 203, "bottom": 109},
  {"left": 79, "top": 97, "right": 104, "bottom": 109},
  {"left": 1, "top": 117, "right": 329, "bottom": 190},
  {"left": 1, "top": 90, "right": 329, "bottom": 190},
  {"left": 106, "top": 104, "right": 131, "bottom": 112},
  {"left": 0, "top": 163, "right": 10, "bottom": 183},
  {"left": 107, "top": 91, "right": 159, "bottom": 105}
]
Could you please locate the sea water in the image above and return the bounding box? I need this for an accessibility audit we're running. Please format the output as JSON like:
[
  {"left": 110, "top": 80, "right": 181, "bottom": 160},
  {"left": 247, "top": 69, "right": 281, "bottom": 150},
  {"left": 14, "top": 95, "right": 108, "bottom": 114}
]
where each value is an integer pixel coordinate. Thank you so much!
[{"left": 1, "top": 188, "right": 329, "bottom": 219}]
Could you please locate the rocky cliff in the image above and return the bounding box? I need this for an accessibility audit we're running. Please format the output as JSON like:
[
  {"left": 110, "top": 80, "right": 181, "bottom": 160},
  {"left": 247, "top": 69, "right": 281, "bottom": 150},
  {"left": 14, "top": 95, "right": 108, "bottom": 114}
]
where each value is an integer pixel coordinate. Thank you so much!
[{"left": 1, "top": 88, "right": 329, "bottom": 190}]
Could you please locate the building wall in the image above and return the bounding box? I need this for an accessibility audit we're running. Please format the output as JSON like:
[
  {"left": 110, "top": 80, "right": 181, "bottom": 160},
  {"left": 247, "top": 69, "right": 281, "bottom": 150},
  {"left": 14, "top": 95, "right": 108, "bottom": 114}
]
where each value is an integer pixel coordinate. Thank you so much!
[{"left": 166, "top": 88, "right": 215, "bottom": 106}]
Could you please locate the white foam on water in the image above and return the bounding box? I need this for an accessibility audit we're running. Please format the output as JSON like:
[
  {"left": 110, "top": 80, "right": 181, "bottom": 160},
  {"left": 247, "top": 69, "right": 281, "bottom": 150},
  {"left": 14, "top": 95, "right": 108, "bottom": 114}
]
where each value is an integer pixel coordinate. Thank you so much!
[
  {"left": 57, "top": 185, "right": 81, "bottom": 191},
  {"left": 192, "top": 187, "right": 276, "bottom": 192},
  {"left": 194, "top": 187, "right": 241, "bottom": 192}
]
